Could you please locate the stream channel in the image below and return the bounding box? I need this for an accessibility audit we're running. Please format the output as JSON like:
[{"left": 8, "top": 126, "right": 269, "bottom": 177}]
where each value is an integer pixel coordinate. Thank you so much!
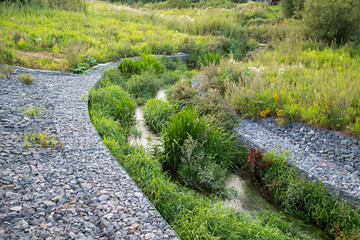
[{"left": 130, "top": 89, "right": 331, "bottom": 240}]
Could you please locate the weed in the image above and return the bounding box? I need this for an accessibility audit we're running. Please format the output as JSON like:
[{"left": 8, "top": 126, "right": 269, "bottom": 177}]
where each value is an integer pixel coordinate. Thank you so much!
[
  {"left": 192, "top": 88, "right": 238, "bottom": 130},
  {"left": 70, "top": 56, "right": 97, "bottom": 74},
  {"left": 19, "top": 73, "right": 35, "bottom": 84},
  {"left": 23, "top": 129, "right": 61, "bottom": 148},
  {"left": 19, "top": 104, "right": 43, "bottom": 117},
  {"left": 0, "top": 65, "right": 14, "bottom": 79}
]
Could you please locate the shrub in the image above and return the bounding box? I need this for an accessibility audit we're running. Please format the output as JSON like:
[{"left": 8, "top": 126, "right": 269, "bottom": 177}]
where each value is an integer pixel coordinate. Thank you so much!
[
  {"left": 118, "top": 54, "right": 165, "bottom": 77},
  {"left": 89, "top": 85, "right": 136, "bottom": 126},
  {"left": 168, "top": 80, "right": 197, "bottom": 109},
  {"left": 192, "top": 88, "right": 238, "bottom": 130},
  {"left": 281, "top": 0, "right": 305, "bottom": 18},
  {"left": 143, "top": 98, "right": 175, "bottom": 133},
  {"left": 19, "top": 73, "right": 35, "bottom": 84},
  {"left": 161, "top": 108, "right": 243, "bottom": 174},
  {"left": 0, "top": 65, "right": 13, "bottom": 79},
  {"left": 303, "top": 0, "right": 360, "bottom": 44}
]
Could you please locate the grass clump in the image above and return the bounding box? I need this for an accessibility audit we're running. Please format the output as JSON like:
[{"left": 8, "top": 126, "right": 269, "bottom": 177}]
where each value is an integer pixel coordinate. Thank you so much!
[
  {"left": 89, "top": 84, "right": 136, "bottom": 126},
  {"left": 19, "top": 104, "right": 43, "bottom": 117},
  {"left": 143, "top": 98, "right": 175, "bottom": 133},
  {"left": 118, "top": 54, "right": 165, "bottom": 78},
  {"left": 192, "top": 88, "right": 238, "bottom": 130},
  {"left": 23, "top": 129, "right": 61, "bottom": 148},
  {"left": 19, "top": 73, "right": 35, "bottom": 84},
  {"left": 0, "top": 65, "right": 14, "bottom": 79},
  {"left": 160, "top": 108, "right": 244, "bottom": 194}
]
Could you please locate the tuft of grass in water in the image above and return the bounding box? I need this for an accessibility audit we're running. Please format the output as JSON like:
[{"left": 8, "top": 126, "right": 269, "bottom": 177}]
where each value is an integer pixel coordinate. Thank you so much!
[
  {"left": 23, "top": 129, "right": 61, "bottom": 148},
  {"left": 19, "top": 73, "right": 35, "bottom": 84},
  {"left": 0, "top": 65, "right": 14, "bottom": 79},
  {"left": 143, "top": 98, "right": 175, "bottom": 133},
  {"left": 19, "top": 104, "right": 43, "bottom": 117}
]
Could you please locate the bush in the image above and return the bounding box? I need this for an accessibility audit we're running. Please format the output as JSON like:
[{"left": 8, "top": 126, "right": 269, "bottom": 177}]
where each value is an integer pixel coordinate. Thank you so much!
[
  {"left": 118, "top": 54, "right": 165, "bottom": 77},
  {"left": 89, "top": 85, "right": 136, "bottom": 126},
  {"left": 303, "top": 0, "right": 360, "bottom": 44},
  {"left": 125, "top": 69, "right": 162, "bottom": 104},
  {"left": 192, "top": 88, "right": 238, "bottom": 130},
  {"left": 281, "top": 0, "right": 305, "bottom": 18},
  {"left": 143, "top": 98, "right": 175, "bottom": 133},
  {"left": 161, "top": 108, "right": 244, "bottom": 192},
  {"left": 19, "top": 73, "right": 35, "bottom": 84}
]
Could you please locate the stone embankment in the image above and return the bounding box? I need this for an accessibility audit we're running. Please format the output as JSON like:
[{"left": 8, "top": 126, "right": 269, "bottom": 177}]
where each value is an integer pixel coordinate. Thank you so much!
[{"left": 0, "top": 53, "right": 188, "bottom": 239}]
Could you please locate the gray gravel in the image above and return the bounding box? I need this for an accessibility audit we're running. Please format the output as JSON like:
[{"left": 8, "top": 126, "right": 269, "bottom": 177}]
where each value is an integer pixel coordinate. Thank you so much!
[{"left": 0, "top": 54, "right": 187, "bottom": 239}]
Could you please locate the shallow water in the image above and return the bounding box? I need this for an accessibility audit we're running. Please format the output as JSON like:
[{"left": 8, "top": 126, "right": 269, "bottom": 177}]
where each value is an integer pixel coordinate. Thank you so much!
[
  {"left": 129, "top": 89, "right": 166, "bottom": 147},
  {"left": 225, "top": 174, "right": 331, "bottom": 239}
]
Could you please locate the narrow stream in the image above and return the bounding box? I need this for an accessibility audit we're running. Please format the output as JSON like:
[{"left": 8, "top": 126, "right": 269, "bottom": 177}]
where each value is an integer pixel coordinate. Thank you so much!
[{"left": 130, "top": 89, "right": 330, "bottom": 240}]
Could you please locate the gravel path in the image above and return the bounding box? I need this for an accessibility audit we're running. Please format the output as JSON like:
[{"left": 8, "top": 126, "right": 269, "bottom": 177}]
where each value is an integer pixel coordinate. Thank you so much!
[{"left": 0, "top": 54, "right": 187, "bottom": 239}]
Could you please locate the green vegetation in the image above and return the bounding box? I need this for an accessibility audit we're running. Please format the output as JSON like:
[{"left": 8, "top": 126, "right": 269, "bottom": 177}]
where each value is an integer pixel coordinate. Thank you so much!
[
  {"left": 143, "top": 98, "right": 175, "bottom": 133},
  {"left": 89, "top": 63, "right": 319, "bottom": 239},
  {"left": 23, "top": 129, "right": 61, "bottom": 148},
  {"left": 245, "top": 149, "right": 360, "bottom": 237},
  {"left": 160, "top": 108, "right": 244, "bottom": 194},
  {"left": 19, "top": 104, "right": 43, "bottom": 116},
  {"left": 19, "top": 73, "right": 35, "bottom": 84},
  {"left": 3, "top": 0, "right": 360, "bottom": 238},
  {"left": 0, "top": 64, "right": 13, "bottom": 79}
]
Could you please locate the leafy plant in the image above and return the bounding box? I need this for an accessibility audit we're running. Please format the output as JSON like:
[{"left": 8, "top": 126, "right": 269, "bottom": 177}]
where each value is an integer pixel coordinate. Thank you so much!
[
  {"left": 70, "top": 56, "right": 97, "bottom": 73},
  {"left": 19, "top": 73, "right": 35, "bottom": 84}
]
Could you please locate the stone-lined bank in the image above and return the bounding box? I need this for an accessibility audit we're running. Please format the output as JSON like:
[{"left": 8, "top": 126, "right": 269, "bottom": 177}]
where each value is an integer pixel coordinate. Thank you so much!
[
  {"left": 0, "top": 53, "right": 188, "bottom": 239},
  {"left": 236, "top": 118, "right": 360, "bottom": 208}
]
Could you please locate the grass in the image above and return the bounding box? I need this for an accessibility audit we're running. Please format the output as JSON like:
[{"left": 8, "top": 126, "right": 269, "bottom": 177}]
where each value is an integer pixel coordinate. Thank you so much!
[
  {"left": 143, "top": 98, "right": 175, "bottom": 133},
  {"left": 19, "top": 73, "right": 35, "bottom": 84},
  {"left": 19, "top": 104, "right": 43, "bottom": 117},
  {"left": 88, "top": 56, "right": 322, "bottom": 239},
  {"left": 23, "top": 129, "right": 61, "bottom": 148},
  {"left": 0, "top": 64, "right": 13, "bottom": 79},
  {"left": 249, "top": 150, "right": 360, "bottom": 238}
]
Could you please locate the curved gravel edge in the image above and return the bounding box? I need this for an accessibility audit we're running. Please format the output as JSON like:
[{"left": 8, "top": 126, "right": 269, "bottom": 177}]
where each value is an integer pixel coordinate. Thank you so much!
[{"left": 0, "top": 53, "right": 188, "bottom": 239}]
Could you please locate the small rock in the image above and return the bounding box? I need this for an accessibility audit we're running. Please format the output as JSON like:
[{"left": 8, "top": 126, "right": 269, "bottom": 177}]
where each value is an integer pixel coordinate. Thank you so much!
[
  {"left": 344, "top": 165, "right": 355, "bottom": 173},
  {"left": 10, "top": 206, "right": 22, "bottom": 211},
  {"left": 43, "top": 200, "right": 56, "bottom": 207}
]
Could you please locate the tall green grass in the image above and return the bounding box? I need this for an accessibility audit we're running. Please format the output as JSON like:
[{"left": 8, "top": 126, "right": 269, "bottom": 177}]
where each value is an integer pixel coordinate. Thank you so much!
[
  {"left": 143, "top": 98, "right": 175, "bottom": 133},
  {"left": 252, "top": 151, "right": 360, "bottom": 237}
]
